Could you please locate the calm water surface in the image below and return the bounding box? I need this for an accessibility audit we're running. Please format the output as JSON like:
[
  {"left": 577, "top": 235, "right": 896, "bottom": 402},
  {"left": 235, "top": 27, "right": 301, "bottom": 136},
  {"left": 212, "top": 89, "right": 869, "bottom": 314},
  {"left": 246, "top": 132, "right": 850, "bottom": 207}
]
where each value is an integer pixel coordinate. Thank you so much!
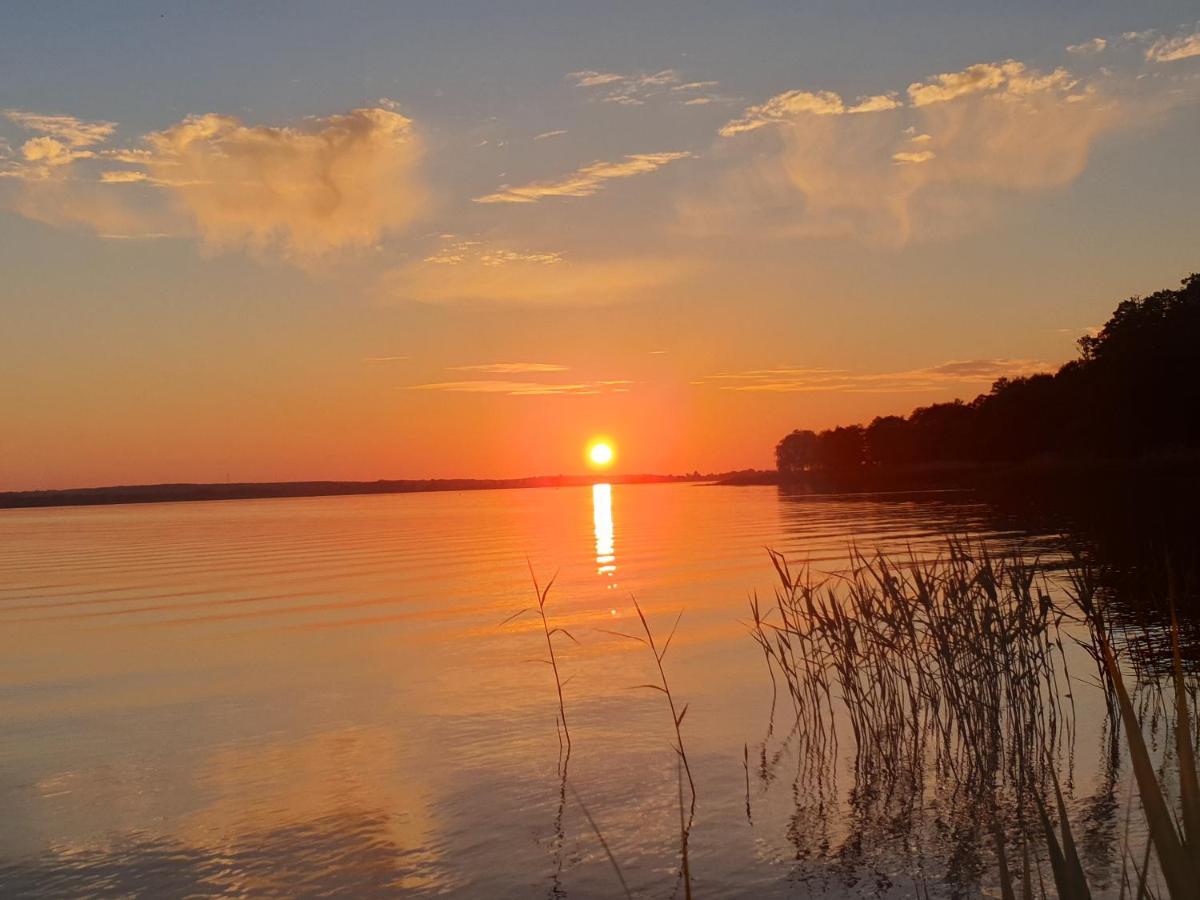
[{"left": 0, "top": 485, "right": 1137, "bottom": 897}]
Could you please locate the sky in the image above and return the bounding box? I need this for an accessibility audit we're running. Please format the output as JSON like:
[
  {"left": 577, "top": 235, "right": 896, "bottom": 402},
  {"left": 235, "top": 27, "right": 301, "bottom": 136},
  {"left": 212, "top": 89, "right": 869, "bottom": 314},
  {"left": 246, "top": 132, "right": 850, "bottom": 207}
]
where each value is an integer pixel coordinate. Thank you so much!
[{"left": 2, "top": 1, "right": 1199, "bottom": 490}]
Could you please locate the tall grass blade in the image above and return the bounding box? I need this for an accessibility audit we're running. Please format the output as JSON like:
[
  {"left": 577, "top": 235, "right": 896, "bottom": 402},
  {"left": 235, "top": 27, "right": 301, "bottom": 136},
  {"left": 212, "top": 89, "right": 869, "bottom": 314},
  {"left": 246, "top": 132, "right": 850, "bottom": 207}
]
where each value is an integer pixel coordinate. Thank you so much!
[{"left": 1098, "top": 635, "right": 1194, "bottom": 896}]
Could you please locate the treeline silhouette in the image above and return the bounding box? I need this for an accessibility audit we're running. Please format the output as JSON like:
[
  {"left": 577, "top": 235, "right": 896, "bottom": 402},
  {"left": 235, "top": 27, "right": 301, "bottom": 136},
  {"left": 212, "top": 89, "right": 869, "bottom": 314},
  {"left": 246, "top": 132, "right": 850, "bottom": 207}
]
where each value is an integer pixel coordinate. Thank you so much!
[{"left": 777, "top": 272, "right": 1200, "bottom": 476}]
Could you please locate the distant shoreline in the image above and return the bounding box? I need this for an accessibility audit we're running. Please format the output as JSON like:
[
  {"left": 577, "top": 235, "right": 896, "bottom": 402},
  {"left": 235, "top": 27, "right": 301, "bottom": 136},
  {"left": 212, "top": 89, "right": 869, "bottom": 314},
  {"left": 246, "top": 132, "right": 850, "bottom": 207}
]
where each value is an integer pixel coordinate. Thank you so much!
[
  {"left": 0, "top": 473, "right": 715, "bottom": 510},
  {"left": 7, "top": 457, "right": 1194, "bottom": 511}
]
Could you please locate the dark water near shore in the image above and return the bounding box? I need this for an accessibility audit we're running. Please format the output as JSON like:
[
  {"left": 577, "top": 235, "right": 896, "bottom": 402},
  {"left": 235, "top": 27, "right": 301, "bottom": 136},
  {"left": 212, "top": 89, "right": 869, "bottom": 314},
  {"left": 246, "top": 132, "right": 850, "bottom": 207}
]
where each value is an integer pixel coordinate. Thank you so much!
[{"left": 0, "top": 483, "right": 1190, "bottom": 897}]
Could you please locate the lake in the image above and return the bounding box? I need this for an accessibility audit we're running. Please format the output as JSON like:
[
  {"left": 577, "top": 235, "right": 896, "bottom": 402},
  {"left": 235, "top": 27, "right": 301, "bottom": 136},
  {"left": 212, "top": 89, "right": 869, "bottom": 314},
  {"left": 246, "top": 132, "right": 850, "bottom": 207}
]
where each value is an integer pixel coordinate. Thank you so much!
[{"left": 0, "top": 483, "right": 1179, "bottom": 897}]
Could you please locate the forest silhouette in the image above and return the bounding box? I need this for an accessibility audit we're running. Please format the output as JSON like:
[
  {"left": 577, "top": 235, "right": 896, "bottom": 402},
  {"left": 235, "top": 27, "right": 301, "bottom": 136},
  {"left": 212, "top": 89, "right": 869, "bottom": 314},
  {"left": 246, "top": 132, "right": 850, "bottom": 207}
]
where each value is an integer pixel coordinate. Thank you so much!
[{"left": 776, "top": 273, "right": 1200, "bottom": 476}]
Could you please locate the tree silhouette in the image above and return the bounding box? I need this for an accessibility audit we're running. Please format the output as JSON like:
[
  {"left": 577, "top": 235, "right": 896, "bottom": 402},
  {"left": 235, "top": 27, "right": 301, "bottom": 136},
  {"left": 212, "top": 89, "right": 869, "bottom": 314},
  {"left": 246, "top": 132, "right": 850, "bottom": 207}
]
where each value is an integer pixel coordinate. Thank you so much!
[{"left": 776, "top": 272, "right": 1200, "bottom": 478}]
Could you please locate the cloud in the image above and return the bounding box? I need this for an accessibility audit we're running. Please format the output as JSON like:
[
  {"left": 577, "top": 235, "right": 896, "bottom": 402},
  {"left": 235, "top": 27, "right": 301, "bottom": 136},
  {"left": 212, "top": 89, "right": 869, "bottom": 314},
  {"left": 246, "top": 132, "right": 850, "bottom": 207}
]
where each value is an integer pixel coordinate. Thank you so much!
[
  {"left": 134, "top": 106, "right": 425, "bottom": 257},
  {"left": 447, "top": 362, "right": 569, "bottom": 373},
  {"left": 2, "top": 105, "right": 427, "bottom": 255},
  {"left": 907, "top": 62, "right": 1015, "bottom": 106},
  {"left": 423, "top": 240, "right": 563, "bottom": 266},
  {"left": 99, "top": 170, "right": 149, "bottom": 183},
  {"left": 719, "top": 89, "right": 902, "bottom": 136},
  {"left": 892, "top": 150, "right": 935, "bottom": 164},
  {"left": 1, "top": 111, "right": 119, "bottom": 180},
  {"left": 409, "top": 379, "right": 627, "bottom": 396},
  {"left": 533, "top": 129, "right": 568, "bottom": 140},
  {"left": 1146, "top": 27, "right": 1200, "bottom": 63},
  {"left": 688, "top": 54, "right": 1153, "bottom": 244},
  {"left": 720, "top": 91, "right": 848, "bottom": 135},
  {"left": 474, "top": 151, "right": 690, "bottom": 203},
  {"left": 567, "top": 68, "right": 723, "bottom": 106},
  {"left": 1067, "top": 37, "right": 1108, "bottom": 55},
  {"left": 379, "top": 240, "right": 685, "bottom": 306},
  {"left": 4, "top": 111, "right": 116, "bottom": 148},
  {"left": 704, "top": 359, "right": 1049, "bottom": 394}
]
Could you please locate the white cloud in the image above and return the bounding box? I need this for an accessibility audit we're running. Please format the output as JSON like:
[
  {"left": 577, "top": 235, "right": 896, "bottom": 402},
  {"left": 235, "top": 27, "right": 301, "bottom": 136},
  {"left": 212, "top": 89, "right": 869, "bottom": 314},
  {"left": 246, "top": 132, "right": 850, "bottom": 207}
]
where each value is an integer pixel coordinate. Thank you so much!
[{"left": 475, "top": 151, "right": 690, "bottom": 203}]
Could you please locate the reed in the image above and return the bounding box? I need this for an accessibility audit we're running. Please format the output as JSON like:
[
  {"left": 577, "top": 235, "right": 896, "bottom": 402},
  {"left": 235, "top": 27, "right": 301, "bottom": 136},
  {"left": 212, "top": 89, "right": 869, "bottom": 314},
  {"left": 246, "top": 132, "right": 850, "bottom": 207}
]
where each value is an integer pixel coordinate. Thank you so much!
[
  {"left": 747, "top": 542, "right": 1199, "bottom": 897},
  {"left": 501, "top": 562, "right": 578, "bottom": 758},
  {"left": 1049, "top": 573, "right": 1200, "bottom": 900},
  {"left": 601, "top": 597, "right": 695, "bottom": 900}
]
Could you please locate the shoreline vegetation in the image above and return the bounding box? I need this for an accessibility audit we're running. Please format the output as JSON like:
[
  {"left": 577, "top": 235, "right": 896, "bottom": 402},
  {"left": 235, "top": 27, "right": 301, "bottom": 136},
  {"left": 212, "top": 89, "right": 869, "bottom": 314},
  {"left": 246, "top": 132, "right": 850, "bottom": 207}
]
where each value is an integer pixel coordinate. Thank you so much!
[
  {"left": 512, "top": 544, "right": 1199, "bottom": 897},
  {"left": 775, "top": 273, "right": 1200, "bottom": 480}
]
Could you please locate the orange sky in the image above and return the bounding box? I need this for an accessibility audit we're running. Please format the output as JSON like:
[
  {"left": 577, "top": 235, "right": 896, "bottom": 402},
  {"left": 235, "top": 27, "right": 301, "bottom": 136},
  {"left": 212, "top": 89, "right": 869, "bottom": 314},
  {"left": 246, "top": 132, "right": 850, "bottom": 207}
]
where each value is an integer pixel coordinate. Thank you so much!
[{"left": 2, "top": 4, "right": 1199, "bottom": 489}]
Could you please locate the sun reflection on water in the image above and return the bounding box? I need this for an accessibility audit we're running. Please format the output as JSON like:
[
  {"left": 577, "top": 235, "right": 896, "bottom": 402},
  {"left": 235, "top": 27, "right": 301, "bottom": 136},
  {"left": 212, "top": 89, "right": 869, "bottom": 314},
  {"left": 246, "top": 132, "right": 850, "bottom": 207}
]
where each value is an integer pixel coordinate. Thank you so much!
[{"left": 591, "top": 482, "right": 616, "bottom": 580}]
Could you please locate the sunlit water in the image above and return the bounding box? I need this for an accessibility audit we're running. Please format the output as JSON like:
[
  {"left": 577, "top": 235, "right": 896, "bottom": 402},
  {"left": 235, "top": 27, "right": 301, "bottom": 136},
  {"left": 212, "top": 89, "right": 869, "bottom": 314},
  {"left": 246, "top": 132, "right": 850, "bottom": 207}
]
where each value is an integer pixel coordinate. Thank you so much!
[{"left": 0, "top": 485, "right": 1150, "bottom": 897}]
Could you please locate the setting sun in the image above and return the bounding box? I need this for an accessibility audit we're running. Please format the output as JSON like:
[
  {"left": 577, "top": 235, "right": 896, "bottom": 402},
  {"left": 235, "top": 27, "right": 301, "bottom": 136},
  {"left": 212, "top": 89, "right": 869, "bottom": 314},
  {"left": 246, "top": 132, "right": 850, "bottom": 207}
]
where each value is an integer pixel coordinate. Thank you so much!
[{"left": 587, "top": 440, "right": 615, "bottom": 468}]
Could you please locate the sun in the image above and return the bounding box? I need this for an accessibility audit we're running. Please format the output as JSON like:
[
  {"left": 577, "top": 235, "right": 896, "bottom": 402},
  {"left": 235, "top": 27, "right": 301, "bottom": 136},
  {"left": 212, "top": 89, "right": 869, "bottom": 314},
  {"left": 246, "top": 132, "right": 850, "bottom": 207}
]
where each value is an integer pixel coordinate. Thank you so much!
[{"left": 587, "top": 440, "right": 615, "bottom": 468}]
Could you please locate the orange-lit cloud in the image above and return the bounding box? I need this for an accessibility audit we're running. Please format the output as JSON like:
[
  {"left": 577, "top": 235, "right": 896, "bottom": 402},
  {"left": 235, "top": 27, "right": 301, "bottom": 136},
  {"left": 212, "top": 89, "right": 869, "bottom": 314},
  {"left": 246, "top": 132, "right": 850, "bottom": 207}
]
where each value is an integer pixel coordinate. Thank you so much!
[
  {"left": 448, "top": 362, "right": 569, "bottom": 373},
  {"left": 690, "top": 58, "right": 1141, "bottom": 244},
  {"left": 475, "top": 151, "right": 691, "bottom": 203},
  {"left": 2, "top": 105, "right": 426, "bottom": 256},
  {"left": 1145, "top": 26, "right": 1200, "bottom": 63},
  {"left": 410, "top": 379, "right": 631, "bottom": 396},
  {"left": 1, "top": 111, "right": 117, "bottom": 180},
  {"left": 138, "top": 107, "right": 425, "bottom": 257},
  {"left": 1067, "top": 37, "right": 1108, "bottom": 55},
  {"left": 705, "top": 358, "right": 1049, "bottom": 393},
  {"left": 719, "top": 90, "right": 899, "bottom": 136},
  {"left": 4, "top": 111, "right": 115, "bottom": 148},
  {"left": 567, "top": 68, "right": 722, "bottom": 106},
  {"left": 379, "top": 240, "right": 685, "bottom": 305}
]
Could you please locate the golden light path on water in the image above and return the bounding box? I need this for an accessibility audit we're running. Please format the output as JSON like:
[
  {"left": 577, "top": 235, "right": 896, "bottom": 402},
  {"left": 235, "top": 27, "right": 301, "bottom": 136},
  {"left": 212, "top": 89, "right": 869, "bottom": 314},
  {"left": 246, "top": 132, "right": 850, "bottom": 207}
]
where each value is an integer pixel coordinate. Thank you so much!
[{"left": 591, "top": 482, "right": 615, "bottom": 578}]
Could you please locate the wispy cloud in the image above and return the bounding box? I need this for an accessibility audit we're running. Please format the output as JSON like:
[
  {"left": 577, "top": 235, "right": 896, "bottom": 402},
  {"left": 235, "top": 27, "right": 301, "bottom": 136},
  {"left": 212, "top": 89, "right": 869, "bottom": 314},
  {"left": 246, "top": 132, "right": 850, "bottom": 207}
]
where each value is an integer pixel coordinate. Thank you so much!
[
  {"left": 892, "top": 150, "right": 936, "bottom": 164},
  {"left": 4, "top": 111, "right": 116, "bottom": 148},
  {"left": 719, "top": 91, "right": 900, "bottom": 136},
  {"left": 424, "top": 240, "right": 563, "bottom": 266},
  {"left": 1146, "top": 26, "right": 1200, "bottom": 62},
  {"left": 1067, "top": 37, "right": 1108, "bottom": 55},
  {"left": 474, "top": 151, "right": 690, "bottom": 203},
  {"left": 379, "top": 239, "right": 685, "bottom": 306},
  {"left": 410, "top": 379, "right": 629, "bottom": 396},
  {"left": 447, "top": 362, "right": 569, "bottom": 373},
  {"left": 567, "top": 68, "right": 723, "bottom": 106},
  {"left": 533, "top": 129, "right": 568, "bottom": 140},
  {"left": 703, "top": 359, "right": 1050, "bottom": 394},
  {"left": 1, "top": 110, "right": 118, "bottom": 179},
  {"left": 99, "top": 170, "right": 149, "bottom": 183}
]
